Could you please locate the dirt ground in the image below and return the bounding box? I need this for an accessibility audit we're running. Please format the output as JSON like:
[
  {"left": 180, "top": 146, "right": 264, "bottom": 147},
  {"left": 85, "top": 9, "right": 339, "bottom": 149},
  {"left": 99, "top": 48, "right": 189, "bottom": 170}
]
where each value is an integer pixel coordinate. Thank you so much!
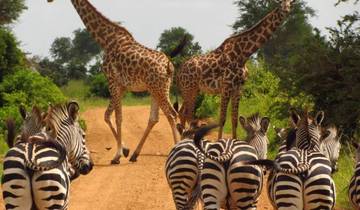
[{"left": 0, "top": 106, "right": 273, "bottom": 210}]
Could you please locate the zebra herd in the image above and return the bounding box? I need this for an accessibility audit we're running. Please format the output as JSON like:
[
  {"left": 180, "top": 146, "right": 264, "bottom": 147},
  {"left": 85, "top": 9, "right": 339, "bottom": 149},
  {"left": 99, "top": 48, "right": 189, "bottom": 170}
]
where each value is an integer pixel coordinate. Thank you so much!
[
  {"left": 0, "top": 102, "right": 359, "bottom": 210},
  {"left": 166, "top": 110, "right": 360, "bottom": 210}
]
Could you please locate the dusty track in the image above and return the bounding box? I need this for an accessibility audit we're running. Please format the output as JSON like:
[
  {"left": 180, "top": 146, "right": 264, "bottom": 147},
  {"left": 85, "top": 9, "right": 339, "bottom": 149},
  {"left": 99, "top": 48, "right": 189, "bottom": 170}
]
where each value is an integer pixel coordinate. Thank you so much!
[{"left": 0, "top": 106, "right": 273, "bottom": 210}]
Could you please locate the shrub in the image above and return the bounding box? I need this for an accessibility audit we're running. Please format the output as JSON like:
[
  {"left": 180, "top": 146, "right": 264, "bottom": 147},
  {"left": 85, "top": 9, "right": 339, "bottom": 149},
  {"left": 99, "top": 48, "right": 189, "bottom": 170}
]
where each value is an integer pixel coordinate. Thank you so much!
[
  {"left": 88, "top": 73, "right": 110, "bottom": 98},
  {"left": 0, "top": 68, "right": 66, "bottom": 131}
]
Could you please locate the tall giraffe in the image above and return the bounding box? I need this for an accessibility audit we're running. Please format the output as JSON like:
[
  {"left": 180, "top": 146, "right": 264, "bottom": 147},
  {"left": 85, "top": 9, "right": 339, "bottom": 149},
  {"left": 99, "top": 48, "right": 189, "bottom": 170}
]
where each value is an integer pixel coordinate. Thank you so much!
[
  {"left": 176, "top": 0, "right": 294, "bottom": 139},
  {"left": 47, "top": 0, "right": 185, "bottom": 164}
]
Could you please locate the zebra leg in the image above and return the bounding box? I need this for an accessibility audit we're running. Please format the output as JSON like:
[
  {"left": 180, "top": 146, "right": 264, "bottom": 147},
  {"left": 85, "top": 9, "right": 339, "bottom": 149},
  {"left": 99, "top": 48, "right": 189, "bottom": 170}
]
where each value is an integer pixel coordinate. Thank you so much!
[
  {"left": 273, "top": 173, "right": 303, "bottom": 210},
  {"left": 304, "top": 173, "right": 335, "bottom": 210},
  {"left": 129, "top": 98, "right": 160, "bottom": 162},
  {"left": 201, "top": 160, "right": 227, "bottom": 210},
  {"left": 32, "top": 168, "right": 70, "bottom": 210},
  {"left": 2, "top": 146, "right": 33, "bottom": 210},
  {"left": 227, "top": 161, "right": 262, "bottom": 209}
]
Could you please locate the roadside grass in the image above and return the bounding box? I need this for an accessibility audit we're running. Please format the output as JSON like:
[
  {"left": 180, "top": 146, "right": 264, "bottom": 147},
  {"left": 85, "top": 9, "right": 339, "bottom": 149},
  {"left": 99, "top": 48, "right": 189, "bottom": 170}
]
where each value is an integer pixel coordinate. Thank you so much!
[
  {"left": 0, "top": 135, "right": 8, "bottom": 176},
  {"left": 61, "top": 80, "right": 152, "bottom": 111}
]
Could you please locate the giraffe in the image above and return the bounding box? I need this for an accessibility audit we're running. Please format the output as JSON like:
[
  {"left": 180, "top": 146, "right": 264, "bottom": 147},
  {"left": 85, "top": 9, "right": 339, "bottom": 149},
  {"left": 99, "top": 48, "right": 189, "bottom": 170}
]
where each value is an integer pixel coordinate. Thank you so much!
[
  {"left": 47, "top": 0, "right": 186, "bottom": 164},
  {"left": 176, "top": 0, "right": 294, "bottom": 139}
]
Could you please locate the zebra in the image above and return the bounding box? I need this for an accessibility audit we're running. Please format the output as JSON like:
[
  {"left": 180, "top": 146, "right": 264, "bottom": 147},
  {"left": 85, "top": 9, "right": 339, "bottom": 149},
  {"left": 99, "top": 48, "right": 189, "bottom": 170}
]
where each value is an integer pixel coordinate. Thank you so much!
[
  {"left": 274, "top": 124, "right": 342, "bottom": 173},
  {"left": 349, "top": 141, "right": 360, "bottom": 209},
  {"left": 2, "top": 101, "right": 94, "bottom": 210},
  {"left": 165, "top": 113, "right": 270, "bottom": 210},
  {"left": 248, "top": 110, "right": 335, "bottom": 210}
]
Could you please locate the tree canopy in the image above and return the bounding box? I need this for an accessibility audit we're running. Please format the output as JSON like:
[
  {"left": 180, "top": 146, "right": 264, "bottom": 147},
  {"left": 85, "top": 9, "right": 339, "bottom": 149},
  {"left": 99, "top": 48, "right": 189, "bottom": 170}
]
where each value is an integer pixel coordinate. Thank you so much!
[{"left": 0, "top": 0, "right": 27, "bottom": 25}]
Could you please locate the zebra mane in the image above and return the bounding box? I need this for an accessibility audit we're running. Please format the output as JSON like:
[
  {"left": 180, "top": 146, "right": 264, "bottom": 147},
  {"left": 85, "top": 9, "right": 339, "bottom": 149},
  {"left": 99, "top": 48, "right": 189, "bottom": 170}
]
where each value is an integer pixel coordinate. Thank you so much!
[
  {"left": 45, "top": 103, "right": 73, "bottom": 138},
  {"left": 246, "top": 113, "right": 262, "bottom": 132}
]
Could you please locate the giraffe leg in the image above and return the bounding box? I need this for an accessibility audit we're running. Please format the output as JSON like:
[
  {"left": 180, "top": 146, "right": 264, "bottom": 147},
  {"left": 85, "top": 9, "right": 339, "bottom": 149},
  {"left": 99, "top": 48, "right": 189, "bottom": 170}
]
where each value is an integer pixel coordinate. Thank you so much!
[
  {"left": 104, "top": 100, "right": 130, "bottom": 161},
  {"left": 129, "top": 98, "right": 160, "bottom": 162},
  {"left": 230, "top": 91, "right": 241, "bottom": 139},
  {"left": 218, "top": 92, "right": 231, "bottom": 139},
  {"left": 158, "top": 93, "right": 180, "bottom": 144},
  {"left": 180, "top": 89, "right": 199, "bottom": 127}
]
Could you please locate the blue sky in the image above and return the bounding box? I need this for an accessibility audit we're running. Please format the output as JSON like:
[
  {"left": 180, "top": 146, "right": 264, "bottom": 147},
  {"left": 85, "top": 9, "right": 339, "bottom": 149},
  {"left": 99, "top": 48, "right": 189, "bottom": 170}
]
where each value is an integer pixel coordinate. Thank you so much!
[{"left": 11, "top": 0, "right": 360, "bottom": 57}]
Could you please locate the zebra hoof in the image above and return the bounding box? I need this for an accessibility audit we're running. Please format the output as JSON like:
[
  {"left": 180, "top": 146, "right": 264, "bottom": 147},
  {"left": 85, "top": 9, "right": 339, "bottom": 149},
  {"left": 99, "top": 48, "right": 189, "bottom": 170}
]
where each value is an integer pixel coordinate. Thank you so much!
[
  {"left": 123, "top": 148, "right": 130, "bottom": 158},
  {"left": 129, "top": 155, "right": 138, "bottom": 162},
  {"left": 110, "top": 159, "right": 120, "bottom": 165}
]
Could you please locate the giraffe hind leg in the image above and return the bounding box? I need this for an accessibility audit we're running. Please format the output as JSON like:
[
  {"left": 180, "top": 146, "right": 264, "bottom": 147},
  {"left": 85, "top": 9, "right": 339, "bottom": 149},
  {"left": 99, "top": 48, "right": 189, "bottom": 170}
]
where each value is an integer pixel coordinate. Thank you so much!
[{"left": 129, "top": 98, "right": 160, "bottom": 162}]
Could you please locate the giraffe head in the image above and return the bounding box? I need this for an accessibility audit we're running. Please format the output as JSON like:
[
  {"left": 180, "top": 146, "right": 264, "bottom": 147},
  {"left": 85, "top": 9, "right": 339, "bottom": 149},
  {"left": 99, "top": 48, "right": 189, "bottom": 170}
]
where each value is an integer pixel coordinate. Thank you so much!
[{"left": 281, "top": 0, "right": 295, "bottom": 13}]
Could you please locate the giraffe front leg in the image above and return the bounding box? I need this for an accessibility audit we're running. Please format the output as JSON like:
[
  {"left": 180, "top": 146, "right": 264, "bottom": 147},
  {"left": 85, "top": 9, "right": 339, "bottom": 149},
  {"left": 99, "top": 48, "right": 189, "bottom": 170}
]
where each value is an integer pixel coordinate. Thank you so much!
[
  {"left": 129, "top": 98, "right": 160, "bottom": 162},
  {"left": 218, "top": 91, "right": 231, "bottom": 139},
  {"left": 106, "top": 89, "right": 128, "bottom": 164},
  {"left": 230, "top": 90, "right": 241, "bottom": 139}
]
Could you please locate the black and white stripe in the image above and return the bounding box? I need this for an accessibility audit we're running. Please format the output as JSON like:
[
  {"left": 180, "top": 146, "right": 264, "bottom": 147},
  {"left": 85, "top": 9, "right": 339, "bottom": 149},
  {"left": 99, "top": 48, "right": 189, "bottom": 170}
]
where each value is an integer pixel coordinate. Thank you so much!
[
  {"left": 166, "top": 114, "right": 270, "bottom": 210},
  {"left": 348, "top": 141, "right": 360, "bottom": 209},
  {"left": 2, "top": 102, "right": 93, "bottom": 210},
  {"left": 250, "top": 110, "right": 336, "bottom": 209}
]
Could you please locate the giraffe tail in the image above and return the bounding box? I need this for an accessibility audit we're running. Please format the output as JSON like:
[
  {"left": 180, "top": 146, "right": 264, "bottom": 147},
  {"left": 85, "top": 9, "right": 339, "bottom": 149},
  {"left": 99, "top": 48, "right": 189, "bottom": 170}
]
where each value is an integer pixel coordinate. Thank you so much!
[
  {"left": 5, "top": 118, "right": 16, "bottom": 148},
  {"left": 168, "top": 34, "right": 189, "bottom": 58},
  {"left": 245, "top": 159, "right": 310, "bottom": 175}
]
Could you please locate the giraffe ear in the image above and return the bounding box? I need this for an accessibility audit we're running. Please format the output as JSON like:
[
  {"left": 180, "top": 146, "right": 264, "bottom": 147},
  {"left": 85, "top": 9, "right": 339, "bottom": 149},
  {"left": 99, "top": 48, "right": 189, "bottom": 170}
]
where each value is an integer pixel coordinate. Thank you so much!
[
  {"left": 260, "top": 117, "right": 270, "bottom": 133},
  {"left": 290, "top": 109, "right": 300, "bottom": 127},
  {"left": 239, "top": 116, "right": 246, "bottom": 129},
  {"left": 67, "top": 101, "right": 80, "bottom": 122},
  {"left": 19, "top": 105, "right": 27, "bottom": 119},
  {"left": 315, "top": 111, "right": 325, "bottom": 126}
]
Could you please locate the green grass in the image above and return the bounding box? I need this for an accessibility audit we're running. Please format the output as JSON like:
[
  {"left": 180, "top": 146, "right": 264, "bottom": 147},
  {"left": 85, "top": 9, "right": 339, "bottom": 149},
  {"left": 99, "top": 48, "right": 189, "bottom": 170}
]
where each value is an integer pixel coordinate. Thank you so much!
[
  {"left": 61, "top": 80, "right": 152, "bottom": 111},
  {"left": 0, "top": 135, "right": 8, "bottom": 176}
]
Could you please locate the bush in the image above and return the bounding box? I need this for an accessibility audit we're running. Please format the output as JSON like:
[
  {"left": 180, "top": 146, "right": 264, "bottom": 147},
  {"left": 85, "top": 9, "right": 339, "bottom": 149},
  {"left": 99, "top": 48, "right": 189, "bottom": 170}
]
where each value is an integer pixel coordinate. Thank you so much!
[
  {"left": 88, "top": 73, "right": 110, "bottom": 98},
  {"left": 0, "top": 68, "right": 66, "bottom": 131},
  {"left": 195, "top": 95, "right": 220, "bottom": 118}
]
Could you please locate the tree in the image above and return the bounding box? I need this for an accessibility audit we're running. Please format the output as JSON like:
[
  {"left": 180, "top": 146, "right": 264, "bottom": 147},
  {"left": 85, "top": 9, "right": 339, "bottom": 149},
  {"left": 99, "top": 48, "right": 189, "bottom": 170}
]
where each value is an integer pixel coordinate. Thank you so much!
[
  {"left": 0, "top": 0, "right": 27, "bottom": 25},
  {"left": 39, "top": 28, "right": 102, "bottom": 85},
  {"left": 157, "top": 27, "right": 202, "bottom": 68}
]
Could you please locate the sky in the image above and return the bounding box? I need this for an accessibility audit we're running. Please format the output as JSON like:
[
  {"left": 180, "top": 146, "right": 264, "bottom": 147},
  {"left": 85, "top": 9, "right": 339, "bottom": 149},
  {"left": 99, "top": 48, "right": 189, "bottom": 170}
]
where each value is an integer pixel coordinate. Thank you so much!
[{"left": 11, "top": 0, "right": 360, "bottom": 57}]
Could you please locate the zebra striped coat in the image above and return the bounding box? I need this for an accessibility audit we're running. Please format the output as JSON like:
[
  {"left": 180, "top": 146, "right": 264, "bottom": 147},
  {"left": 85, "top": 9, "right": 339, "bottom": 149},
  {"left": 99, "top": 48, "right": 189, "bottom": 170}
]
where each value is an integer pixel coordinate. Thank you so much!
[
  {"left": 253, "top": 110, "right": 335, "bottom": 210},
  {"left": 349, "top": 141, "right": 360, "bottom": 209},
  {"left": 2, "top": 102, "right": 93, "bottom": 210},
  {"left": 166, "top": 114, "right": 270, "bottom": 210}
]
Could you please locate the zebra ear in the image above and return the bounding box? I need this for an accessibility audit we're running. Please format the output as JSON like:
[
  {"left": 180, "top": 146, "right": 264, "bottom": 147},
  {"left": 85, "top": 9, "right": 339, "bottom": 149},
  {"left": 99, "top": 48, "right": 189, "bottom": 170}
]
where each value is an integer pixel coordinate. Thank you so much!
[
  {"left": 68, "top": 101, "right": 80, "bottom": 122},
  {"left": 315, "top": 111, "right": 325, "bottom": 126},
  {"left": 290, "top": 109, "right": 300, "bottom": 127},
  {"left": 260, "top": 117, "right": 270, "bottom": 133},
  {"left": 32, "top": 106, "right": 43, "bottom": 123},
  {"left": 19, "top": 105, "right": 27, "bottom": 119},
  {"left": 239, "top": 116, "right": 246, "bottom": 129}
]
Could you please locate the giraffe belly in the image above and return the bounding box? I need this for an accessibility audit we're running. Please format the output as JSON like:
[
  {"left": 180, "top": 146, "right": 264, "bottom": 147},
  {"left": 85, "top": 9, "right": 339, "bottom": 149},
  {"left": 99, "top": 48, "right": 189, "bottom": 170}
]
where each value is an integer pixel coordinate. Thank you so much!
[
  {"left": 128, "top": 83, "right": 147, "bottom": 92},
  {"left": 199, "top": 81, "right": 221, "bottom": 95}
]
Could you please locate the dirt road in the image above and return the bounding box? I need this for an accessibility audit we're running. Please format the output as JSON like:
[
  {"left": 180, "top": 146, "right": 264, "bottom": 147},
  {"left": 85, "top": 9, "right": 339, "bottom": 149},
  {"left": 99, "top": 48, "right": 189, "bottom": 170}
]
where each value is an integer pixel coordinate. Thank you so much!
[{"left": 0, "top": 106, "right": 273, "bottom": 210}]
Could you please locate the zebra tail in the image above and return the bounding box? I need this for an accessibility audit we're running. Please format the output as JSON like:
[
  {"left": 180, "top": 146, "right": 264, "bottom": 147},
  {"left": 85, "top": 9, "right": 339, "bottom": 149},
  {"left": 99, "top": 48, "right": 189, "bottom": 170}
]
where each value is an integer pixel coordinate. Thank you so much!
[
  {"left": 5, "top": 118, "right": 16, "bottom": 148},
  {"left": 25, "top": 140, "right": 67, "bottom": 171},
  {"left": 245, "top": 159, "right": 310, "bottom": 175}
]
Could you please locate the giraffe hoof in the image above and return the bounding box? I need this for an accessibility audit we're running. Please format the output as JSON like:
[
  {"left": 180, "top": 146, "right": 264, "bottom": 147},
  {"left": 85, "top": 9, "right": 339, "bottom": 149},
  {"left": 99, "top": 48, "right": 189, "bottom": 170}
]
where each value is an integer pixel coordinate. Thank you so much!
[
  {"left": 110, "top": 159, "right": 120, "bottom": 165},
  {"left": 123, "top": 148, "right": 130, "bottom": 158},
  {"left": 129, "top": 154, "right": 138, "bottom": 162}
]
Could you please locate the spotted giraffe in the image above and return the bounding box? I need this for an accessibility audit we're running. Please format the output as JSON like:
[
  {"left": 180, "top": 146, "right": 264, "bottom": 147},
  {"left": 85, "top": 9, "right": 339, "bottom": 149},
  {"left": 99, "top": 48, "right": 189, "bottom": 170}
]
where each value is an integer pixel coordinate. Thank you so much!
[
  {"left": 176, "top": 0, "right": 294, "bottom": 139},
  {"left": 47, "top": 0, "right": 186, "bottom": 164}
]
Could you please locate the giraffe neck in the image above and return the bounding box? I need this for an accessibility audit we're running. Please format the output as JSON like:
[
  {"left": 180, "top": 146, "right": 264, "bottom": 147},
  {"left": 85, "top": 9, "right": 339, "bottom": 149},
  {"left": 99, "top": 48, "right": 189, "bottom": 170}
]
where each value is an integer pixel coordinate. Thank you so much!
[
  {"left": 224, "top": 6, "right": 290, "bottom": 64},
  {"left": 71, "top": 0, "right": 134, "bottom": 49}
]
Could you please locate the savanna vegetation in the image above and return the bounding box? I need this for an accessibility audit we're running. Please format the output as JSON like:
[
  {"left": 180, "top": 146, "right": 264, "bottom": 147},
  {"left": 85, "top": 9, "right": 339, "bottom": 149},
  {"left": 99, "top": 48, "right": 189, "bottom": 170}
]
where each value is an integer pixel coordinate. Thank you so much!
[{"left": 0, "top": 0, "right": 359, "bottom": 208}]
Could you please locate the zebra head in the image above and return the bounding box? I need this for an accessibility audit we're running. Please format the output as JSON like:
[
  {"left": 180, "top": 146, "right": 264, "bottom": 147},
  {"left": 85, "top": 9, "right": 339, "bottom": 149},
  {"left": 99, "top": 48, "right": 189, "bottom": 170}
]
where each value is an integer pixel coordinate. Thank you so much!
[
  {"left": 320, "top": 125, "right": 342, "bottom": 172},
  {"left": 290, "top": 109, "right": 324, "bottom": 150},
  {"left": 45, "top": 101, "right": 94, "bottom": 175},
  {"left": 19, "top": 105, "right": 45, "bottom": 142},
  {"left": 239, "top": 113, "right": 270, "bottom": 159}
]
